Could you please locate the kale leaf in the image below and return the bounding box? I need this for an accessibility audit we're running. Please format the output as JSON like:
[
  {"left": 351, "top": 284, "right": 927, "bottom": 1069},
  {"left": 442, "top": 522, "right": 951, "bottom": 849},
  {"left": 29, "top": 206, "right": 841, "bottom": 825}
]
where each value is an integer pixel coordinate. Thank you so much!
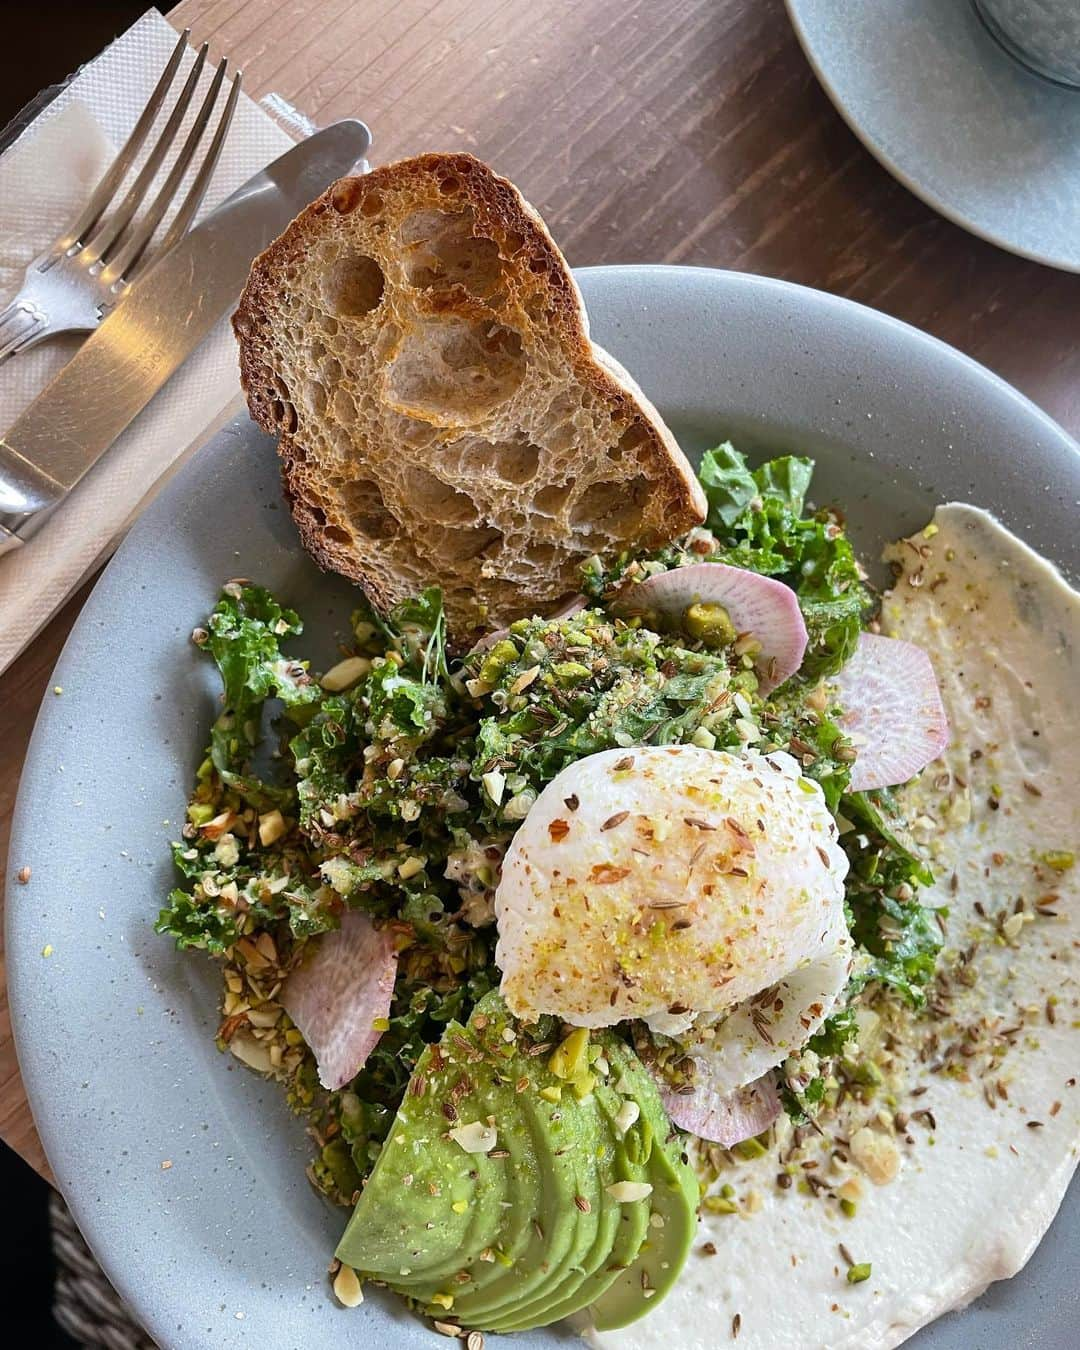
[
  {"left": 202, "top": 584, "right": 321, "bottom": 807},
  {"left": 155, "top": 887, "right": 240, "bottom": 953},
  {"left": 841, "top": 789, "right": 943, "bottom": 1007},
  {"left": 698, "top": 444, "right": 874, "bottom": 680}
]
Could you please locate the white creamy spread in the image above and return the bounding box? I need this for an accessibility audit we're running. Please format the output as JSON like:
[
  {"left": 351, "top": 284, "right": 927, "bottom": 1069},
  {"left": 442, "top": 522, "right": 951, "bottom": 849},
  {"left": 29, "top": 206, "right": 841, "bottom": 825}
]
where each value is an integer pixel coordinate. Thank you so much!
[{"left": 587, "top": 504, "right": 1080, "bottom": 1350}]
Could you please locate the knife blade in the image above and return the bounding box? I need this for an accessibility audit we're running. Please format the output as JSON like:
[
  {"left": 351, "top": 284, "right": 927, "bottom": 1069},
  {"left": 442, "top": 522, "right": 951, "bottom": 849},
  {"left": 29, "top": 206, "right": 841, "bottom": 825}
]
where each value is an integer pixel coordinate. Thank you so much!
[{"left": 0, "top": 118, "right": 370, "bottom": 549}]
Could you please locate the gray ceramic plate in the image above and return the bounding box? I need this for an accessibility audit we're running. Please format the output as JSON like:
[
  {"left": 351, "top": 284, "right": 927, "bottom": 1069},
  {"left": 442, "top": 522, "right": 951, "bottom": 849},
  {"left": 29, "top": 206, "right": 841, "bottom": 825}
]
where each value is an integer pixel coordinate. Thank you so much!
[
  {"left": 8, "top": 265, "right": 1080, "bottom": 1350},
  {"left": 786, "top": 0, "right": 1080, "bottom": 271}
]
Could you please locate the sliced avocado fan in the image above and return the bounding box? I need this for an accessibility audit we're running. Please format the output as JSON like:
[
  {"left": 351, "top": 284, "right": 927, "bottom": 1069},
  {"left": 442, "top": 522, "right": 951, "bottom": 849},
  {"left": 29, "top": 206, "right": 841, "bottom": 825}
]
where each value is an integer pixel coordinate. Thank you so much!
[{"left": 335, "top": 991, "right": 700, "bottom": 1333}]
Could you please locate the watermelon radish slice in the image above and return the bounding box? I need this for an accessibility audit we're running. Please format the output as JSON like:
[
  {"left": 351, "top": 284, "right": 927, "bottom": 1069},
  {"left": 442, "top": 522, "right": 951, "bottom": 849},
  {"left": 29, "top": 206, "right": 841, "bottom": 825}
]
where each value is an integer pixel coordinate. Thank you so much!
[
  {"left": 281, "top": 910, "right": 398, "bottom": 1090},
  {"left": 612, "top": 562, "right": 808, "bottom": 693},
  {"left": 550, "top": 594, "right": 587, "bottom": 620},
  {"left": 833, "top": 633, "right": 949, "bottom": 791},
  {"left": 660, "top": 1068, "right": 780, "bottom": 1147}
]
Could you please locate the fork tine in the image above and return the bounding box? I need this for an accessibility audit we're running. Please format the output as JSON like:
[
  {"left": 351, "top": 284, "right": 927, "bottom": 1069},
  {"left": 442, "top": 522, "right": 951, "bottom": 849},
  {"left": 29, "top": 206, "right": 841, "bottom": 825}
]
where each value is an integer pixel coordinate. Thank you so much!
[
  {"left": 55, "top": 30, "right": 190, "bottom": 256},
  {"left": 152, "top": 70, "right": 242, "bottom": 264},
  {"left": 0, "top": 302, "right": 45, "bottom": 363},
  {"left": 81, "top": 43, "right": 209, "bottom": 267},
  {"left": 107, "top": 61, "right": 236, "bottom": 285}
]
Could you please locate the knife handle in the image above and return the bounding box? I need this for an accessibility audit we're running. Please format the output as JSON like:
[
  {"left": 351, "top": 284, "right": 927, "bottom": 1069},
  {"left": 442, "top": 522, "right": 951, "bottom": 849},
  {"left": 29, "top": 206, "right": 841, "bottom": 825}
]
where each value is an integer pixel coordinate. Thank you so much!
[{"left": 0, "top": 436, "right": 64, "bottom": 548}]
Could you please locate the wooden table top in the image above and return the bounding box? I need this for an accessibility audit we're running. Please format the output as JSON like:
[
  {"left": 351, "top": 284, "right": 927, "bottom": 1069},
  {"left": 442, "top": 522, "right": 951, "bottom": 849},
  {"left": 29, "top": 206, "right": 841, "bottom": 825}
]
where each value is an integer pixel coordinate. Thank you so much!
[{"left": 3, "top": 0, "right": 1079, "bottom": 1179}]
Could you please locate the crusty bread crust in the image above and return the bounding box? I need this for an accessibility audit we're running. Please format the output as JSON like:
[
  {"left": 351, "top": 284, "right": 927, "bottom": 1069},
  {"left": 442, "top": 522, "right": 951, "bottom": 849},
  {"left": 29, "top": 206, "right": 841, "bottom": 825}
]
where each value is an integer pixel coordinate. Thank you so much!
[{"left": 233, "top": 152, "right": 705, "bottom": 636}]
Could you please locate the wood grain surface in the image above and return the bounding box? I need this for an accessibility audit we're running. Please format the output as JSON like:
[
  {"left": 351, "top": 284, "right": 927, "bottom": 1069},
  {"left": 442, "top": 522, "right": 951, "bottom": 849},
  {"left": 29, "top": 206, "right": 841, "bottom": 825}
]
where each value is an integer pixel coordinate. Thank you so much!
[{"left": 2, "top": 0, "right": 1078, "bottom": 1178}]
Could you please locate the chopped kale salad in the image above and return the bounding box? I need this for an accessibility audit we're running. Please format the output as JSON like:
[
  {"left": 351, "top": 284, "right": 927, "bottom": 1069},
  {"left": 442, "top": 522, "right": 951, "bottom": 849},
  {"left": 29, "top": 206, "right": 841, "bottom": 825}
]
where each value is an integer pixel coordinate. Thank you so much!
[{"left": 159, "top": 446, "right": 947, "bottom": 1332}]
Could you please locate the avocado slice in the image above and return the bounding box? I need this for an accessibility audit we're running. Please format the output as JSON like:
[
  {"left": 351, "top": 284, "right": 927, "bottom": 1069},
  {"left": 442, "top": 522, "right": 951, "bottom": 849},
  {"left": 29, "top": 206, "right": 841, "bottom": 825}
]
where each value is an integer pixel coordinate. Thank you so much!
[
  {"left": 336, "top": 992, "right": 585, "bottom": 1320},
  {"left": 486, "top": 1053, "right": 650, "bottom": 1332},
  {"left": 336, "top": 1024, "right": 516, "bottom": 1297},
  {"left": 488, "top": 1101, "right": 650, "bottom": 1333},
  {"left": 376, "top": 1086, "right": 535, "bottom": 1301},
  {"left": 588, "top": 1045, "right": 701, "bottom": 1332},
  {"left": 479, "top": 1088, "right": 610, "bottom": 1331},
  {"left": 335, "top": 993, "right": 699, "bottom": 1333},
  {"left": 451, "top": 1082, "right": 592, "bottom": 1325}
]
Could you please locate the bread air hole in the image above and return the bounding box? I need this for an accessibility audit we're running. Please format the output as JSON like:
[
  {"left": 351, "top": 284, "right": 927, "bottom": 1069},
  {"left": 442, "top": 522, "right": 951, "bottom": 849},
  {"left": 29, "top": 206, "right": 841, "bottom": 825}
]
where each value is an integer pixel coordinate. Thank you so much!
[
  {"left": 494, "top": 438, "right": 541, "bottom": 484},
  {"left": 424, "top": 523, "right": 503, "bottom": 562},
  {"left": 610, "top": 422, "right": 649, "bottom": 462},
  {"left": 386, "top": 317, "right": 525, "bottom": 424},
  {"left": 402, "top": 466, "right": 478, "bottom": 525},
  {"left": 533, "top": 478, "right": 576, "bottom": 518},
  {"left": 399, "top": 208, "right": 503, "bottom": 300},
  {"left": 303, "top": 379, "right": 327, "bottom": 418},
  {"left": 570, "top": 475, "right": 651, "bottom": 532},
  {"left": 447, "top": 434, "right": 542, "bottom": 485},
  {"left": 321, "top": 252, "right": 385, "bottom": 318},
  {"left": 386, "top": 412, "right": 439, "bottom": 449},
  {"left": 522, "top": 541, "right": 560, "bottom": 569},
  {"left": 339, "top": 478, "right": 399, "bottom": 541}
]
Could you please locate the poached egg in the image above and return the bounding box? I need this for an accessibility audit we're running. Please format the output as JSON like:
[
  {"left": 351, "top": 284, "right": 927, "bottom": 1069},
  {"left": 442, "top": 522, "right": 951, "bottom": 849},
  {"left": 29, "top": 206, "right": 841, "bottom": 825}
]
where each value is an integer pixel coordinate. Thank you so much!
[{"left": 494, "top": 745, "right": 851, "bottom": 1085}]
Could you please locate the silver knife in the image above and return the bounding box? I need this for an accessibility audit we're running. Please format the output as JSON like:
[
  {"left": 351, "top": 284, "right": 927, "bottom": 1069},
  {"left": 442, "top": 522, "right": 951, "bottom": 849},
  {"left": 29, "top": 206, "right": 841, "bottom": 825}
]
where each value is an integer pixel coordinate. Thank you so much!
[{"left": 0, "top": 118, "right": 371, "bottom": 552}]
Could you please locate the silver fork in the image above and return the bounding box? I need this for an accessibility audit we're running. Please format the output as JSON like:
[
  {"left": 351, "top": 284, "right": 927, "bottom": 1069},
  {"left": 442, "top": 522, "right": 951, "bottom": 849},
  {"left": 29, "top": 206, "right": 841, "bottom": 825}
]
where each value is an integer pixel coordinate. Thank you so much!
[{"left": 0, "top": 29, "right": 241, "bottom": 364}]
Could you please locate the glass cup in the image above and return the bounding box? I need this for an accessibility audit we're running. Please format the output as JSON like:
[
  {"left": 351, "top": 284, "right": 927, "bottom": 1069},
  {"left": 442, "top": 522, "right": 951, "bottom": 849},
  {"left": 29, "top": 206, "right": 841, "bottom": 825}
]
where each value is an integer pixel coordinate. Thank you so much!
[{"left": 974, "top": 0, "right": 1080, "bottom": 88}]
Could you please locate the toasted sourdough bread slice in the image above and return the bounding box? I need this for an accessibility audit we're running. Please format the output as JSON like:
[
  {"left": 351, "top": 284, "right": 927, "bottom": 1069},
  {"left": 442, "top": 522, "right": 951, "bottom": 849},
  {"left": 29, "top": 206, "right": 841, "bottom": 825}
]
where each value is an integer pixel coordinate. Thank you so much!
[{"left": 233, "top": 152, "right": 706, "bottom": 636}]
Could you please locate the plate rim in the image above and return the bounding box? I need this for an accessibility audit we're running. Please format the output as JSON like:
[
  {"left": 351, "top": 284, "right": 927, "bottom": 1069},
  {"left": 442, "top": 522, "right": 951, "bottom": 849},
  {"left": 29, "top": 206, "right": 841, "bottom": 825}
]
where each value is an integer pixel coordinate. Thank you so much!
[
  {"left": 7, "top": 262, "right": 1080, "bottom": 1348},
  {"left": 784, "top": 0, "right": 1080, "bottom": 273}
]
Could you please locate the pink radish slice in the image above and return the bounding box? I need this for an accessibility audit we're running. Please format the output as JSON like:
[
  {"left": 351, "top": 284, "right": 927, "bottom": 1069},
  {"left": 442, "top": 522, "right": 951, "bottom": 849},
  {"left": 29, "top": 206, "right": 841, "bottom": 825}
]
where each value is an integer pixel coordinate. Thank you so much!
[
  {"left": 834, "top": 632, "right": 949, "bottom": 791},
  {"left": 660, "top": 1068, "right": 781, "bottom": 1146},
  {"left": 281, "top": 910, "right": 398, "bottom": 1090},
  {"left": 468, "top": 628, "right": 510, "bottom": 658},
  {"left": 550, "top": 594, "right": 587, "bottom": 620},
  {"left": 612, "top": 562, "right": 808, "bottom": 694},
  {"left": 468, "top": 595, "right": 587, "bottom": 657}
]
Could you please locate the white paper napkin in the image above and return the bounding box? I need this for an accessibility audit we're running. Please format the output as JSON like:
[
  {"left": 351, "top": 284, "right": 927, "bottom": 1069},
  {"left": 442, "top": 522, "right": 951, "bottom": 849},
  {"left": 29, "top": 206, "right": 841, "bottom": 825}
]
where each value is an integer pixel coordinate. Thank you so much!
[{"left": 0, "top": 8, "right": 302, "bottom": 675}]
